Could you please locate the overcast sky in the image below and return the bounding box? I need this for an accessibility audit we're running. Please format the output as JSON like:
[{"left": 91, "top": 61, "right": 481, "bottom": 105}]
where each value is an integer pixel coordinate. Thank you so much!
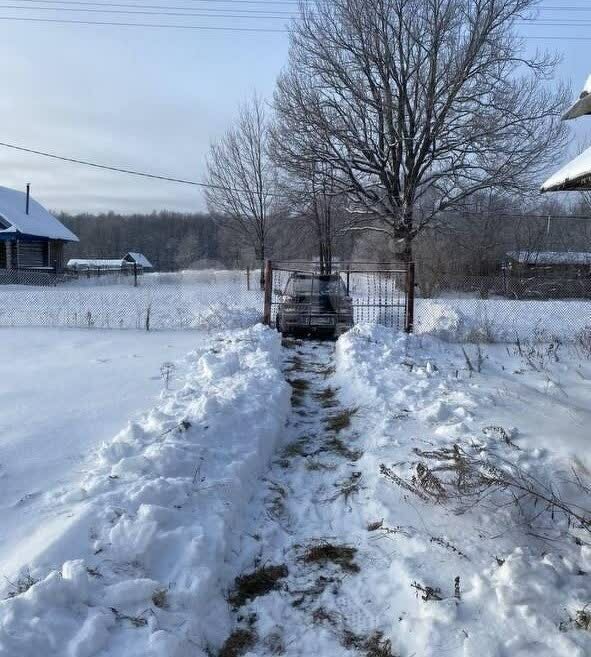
[{"left": 0, "top": 0, "right": 588, "bottom": 214}]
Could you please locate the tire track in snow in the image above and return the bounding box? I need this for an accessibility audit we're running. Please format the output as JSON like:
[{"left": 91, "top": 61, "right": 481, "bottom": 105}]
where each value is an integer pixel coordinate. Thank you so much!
[{"left": 218, "top": 338, "right": 393, "bottom": 657}]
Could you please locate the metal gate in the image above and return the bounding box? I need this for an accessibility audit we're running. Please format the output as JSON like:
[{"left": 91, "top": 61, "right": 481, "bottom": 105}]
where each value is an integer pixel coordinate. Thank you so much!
[{"left": 263, "top": 261, "right": 414, "bottom": 332}]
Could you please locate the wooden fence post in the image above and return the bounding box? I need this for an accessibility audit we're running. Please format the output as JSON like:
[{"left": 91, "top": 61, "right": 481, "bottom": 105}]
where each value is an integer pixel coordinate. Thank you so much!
[
  {"left": 133, "top": 262, "right": 138, "bottom": 287},
  {"left": 263, "top": 260, "right": 273, "bottom": 326},
  {"left": 246, "top": 266, "right": 250, "bottom": 291},
  {"left": 404, "top": 261, "right": 415, "bottom": 334}
]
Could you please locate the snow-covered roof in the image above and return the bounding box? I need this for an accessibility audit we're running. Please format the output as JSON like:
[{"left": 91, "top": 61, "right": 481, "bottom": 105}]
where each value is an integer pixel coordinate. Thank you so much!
[
  {"left": 67, "top": 259, "right": 125, "bottom": 269},
  {"left": 0, "top": 185, "right": 78, "bottom": 242},
  {"left": 124, "top": 252, "right": 153, "bottom": 268},
  {"left": 563, "top": 74, "right": 591, "bottom": 120},
  {"left": 507, "top": 250, "right": 591, "bottom": 266},
  {"left": 541, "top": 146, "right": 591, "bottom": 192}
]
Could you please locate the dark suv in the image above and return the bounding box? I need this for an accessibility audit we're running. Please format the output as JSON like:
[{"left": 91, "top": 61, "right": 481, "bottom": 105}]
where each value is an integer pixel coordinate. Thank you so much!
[{"left": 275, "top": 272, "right": 354, "bottom": 338}]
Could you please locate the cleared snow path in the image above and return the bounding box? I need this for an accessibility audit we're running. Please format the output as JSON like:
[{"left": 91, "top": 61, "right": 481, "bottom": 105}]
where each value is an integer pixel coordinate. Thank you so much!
[
  {"left": 219, "top": 339, "right": 393, "bottom": 657},
  {"left": 220, "top": 328, "right": 591, "bottom": 657}
]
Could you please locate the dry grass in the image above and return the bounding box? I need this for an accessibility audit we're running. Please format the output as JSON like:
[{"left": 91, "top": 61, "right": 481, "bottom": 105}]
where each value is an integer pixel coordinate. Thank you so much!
[
  {"left": 560, "top": 605, "right": 591, "bottom": 632},
  {"left": 325, "top": 407, "right": 357, "bottom": 433},
  {"left": 110, "top": 607, "right": 148, "bottom": 627},
  {"left": 342, "top": 630, "right": 397, "bottom": 657},
  {"left": 326, "top": 472, "right": 364, "bottom": 503},
  {"left": 319, "top": 436, "right": 363, "bottom": 462},
  {"left": 228, "top": 564, "right": 288, "bottom": 608},
  {"left": 300, "top": 542, "right": 360, "bottom": 573},
  {"left": 288, "top": 377, "right": 311, "bottom": 392},
  {"left": 315, "top": 386, "right": 339, "bottom": 408},
  {"left": 282, "top": 437, "right": 310, "bottom": 459},
  {"left": 305, "top": 459, "right": 337, "bottom": 472},
  {"left": 5, "top": 571, "right": 38, "bottom": 598},
  {"left": 289, "top": 377, "right": 310, "bottom": 408},
  {"left": 218, "top": 628, "right": 257, "bottom": 657},
  {"left": 381, "top": 443, "right": 591, "bottom": 537}
]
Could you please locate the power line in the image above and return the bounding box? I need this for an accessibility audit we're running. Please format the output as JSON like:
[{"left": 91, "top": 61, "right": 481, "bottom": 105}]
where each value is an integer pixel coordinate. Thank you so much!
[
  {"left": 10, "top": 0, "right": 305, "bottom": 6},
  {"left": 8, "top": 6, "right": 591, "bottom": 24},
  {"left": 0, "top": 14, "right": 287, "bottom": 28},
  {"left": 0, "top": 1, "right": 297, "bottom": 16},
  {"left": 0, "top": 5, "right": 296, "bottom": 18},
  {"left": 0, "top": 140, "right": 588, "bottom": 220},
  {"left": 0, "top": 140, "right": 281, "bottom": 194}
]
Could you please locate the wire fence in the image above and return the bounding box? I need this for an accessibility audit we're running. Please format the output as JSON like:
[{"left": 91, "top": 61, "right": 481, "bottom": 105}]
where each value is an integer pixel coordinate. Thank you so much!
[
  {"left": 0, "top": 264, "right": 589, "bottom": 342},
  {"left": 414, "top": 270, "right": 591, "bottom": 342},
  {"left": 0, "top": 269, "right": 264, "bottom": 331}
]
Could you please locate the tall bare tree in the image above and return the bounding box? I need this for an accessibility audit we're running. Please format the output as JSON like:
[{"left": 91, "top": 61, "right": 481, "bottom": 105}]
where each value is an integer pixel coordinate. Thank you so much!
[
  {"left": 276, "top": 161, "right": 347, "bottom": 274},
  {"left": 274, "top": 0, "right": 568, "bottom": 261},
  {"left": 205, "top": 94, "right": 278, "bottom": 286}
]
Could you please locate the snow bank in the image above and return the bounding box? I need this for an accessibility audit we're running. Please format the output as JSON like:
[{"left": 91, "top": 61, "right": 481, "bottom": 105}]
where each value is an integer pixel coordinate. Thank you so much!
[
  {"left": 333, "top": 325, "right": 591, "bottom": 656},
  {"left": 0, "top": 325, "right": 290, "bottom": 657}
]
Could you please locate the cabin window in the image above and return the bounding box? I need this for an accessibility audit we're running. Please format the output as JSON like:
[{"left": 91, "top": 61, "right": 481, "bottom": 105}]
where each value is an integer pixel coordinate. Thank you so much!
[{"left": 0, "top": 243, "right": 6, "bottom": 269}]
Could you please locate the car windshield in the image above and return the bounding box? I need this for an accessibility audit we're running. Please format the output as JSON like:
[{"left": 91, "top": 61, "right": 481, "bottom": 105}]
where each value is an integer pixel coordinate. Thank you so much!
[{"left": 289, "top": 275, "right": 345, "bottom": 297}]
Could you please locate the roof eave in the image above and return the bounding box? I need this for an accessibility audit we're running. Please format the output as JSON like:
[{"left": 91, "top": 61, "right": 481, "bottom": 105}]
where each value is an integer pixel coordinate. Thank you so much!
[
  {"left": 541, "top": 173, "right": 591, "bottom": 193},
  {"left": 563, "top": 94, "right": 591, "bottom": 121}
]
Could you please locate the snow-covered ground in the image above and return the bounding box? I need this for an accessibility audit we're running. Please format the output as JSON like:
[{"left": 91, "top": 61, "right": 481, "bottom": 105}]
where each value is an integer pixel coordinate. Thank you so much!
[
  {"left": 0, "top": 328, "right": 209, "bottom": 579},
  {"left": 0, "top": 325, "right": 289, "bottom": 656},
  {"left": 2, "top": 324, "right": 591, "bottom": 656}
]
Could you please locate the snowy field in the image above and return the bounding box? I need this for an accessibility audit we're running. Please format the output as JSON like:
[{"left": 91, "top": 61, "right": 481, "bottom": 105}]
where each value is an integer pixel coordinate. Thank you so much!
[
  {"left": 1, "top": 323, "right": 591, "bottom": 656},
  {"left": 0, "top": 327, "right": 209, "bottom": 580},
  {"left": 0, "top": 270, "right": 263, "bottom": 331}
]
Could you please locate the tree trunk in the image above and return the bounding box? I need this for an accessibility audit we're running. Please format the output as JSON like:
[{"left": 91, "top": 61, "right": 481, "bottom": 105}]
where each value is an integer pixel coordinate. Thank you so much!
[
  {"left": 399, "top": 207, "right": 414, "bottom": 263},
  {"left": 257, "top": 246, "right": 265, "bottom": 289}
]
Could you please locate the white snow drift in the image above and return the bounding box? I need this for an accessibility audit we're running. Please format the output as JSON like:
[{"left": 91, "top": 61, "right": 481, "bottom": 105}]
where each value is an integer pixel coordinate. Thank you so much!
[{"left": 0, "top": 325, "right": 290, "bottom": 657}]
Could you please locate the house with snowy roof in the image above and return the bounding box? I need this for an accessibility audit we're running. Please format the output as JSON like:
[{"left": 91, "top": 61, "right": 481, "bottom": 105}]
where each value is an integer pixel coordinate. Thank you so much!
[
  {"left": 542, "top": 75, "right": 591, "bottom": 192},
  {"left": 0, "top": 184, "right": 78, "bottom": 273},
  {"left": 67, "top": 252, "right": 153, "bottom": 272}
]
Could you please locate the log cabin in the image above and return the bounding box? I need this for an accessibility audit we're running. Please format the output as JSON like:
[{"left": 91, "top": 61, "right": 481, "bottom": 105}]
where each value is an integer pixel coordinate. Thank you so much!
[{"left": 0, "top": 185, "right": 78, "bottom": 276}]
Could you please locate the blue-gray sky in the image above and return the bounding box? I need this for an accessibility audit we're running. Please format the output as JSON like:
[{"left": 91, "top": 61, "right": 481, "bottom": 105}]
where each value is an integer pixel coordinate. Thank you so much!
[{"left": 0, "top": 0, "right": 588, "bottom": 213}]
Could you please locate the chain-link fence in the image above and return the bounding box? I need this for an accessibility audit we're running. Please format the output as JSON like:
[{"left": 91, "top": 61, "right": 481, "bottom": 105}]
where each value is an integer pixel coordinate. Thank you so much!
[
  {"left": 0, "top": 269, "right": 264, "bottom": 331},
  {"left": 413, "top": 269, "right": 591, "bottom": 341},
  {"left": 2, "top": 262, "right": 589, "bottom": 341}
]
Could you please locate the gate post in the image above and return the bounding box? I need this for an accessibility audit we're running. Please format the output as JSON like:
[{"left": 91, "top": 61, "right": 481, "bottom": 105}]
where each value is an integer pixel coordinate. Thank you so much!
[
  {"left": 263, "top": 260, "right": 273, "bottom": 326},
  {"left": 404, "top": 261, "right": 415, "bottom": 333}
]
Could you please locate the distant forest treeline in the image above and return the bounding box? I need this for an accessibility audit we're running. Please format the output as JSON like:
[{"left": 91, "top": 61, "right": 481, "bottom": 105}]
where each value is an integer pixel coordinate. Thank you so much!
[
  {"left": 60, "top": 212, "right": 225, "bottom": 271},
  {"left": 58, "top": 210, "right": 357, "bottom": 271},
  {"left": 58, "top": 201, "right": 591, "bottom": 274}
]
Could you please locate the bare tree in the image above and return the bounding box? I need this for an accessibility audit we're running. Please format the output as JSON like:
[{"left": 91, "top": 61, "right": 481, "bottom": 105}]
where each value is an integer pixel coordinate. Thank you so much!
[
  {"left": 205, "top": 94, "right": 279, "bottom": 286},
  {"left": 276, "top": 162, "right": 348, "bottom": 273},
  {"left": 273, "top": 0, "right": 568, "bottom": 261}
]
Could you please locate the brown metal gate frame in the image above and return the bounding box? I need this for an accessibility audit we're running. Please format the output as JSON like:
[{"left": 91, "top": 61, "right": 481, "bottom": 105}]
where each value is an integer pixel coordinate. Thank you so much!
[{"left": 263, "top": 260, "right": 415, "bottom": 333}]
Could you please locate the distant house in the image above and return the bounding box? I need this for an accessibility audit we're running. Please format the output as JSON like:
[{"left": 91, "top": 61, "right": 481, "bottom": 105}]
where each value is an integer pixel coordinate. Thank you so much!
[
  {"left": 122, "top": 252, "right": 153, "bottom": 269},
  {"left": 0, "top": 185, "right": 78, "bottom": 272},
  {"left": 542, "top": 75, "right": 591, "bottom": 193},
  {"left": 506, "top": 251, "right": 591, "bottom": 274},
  {"left": 505, "top": 251, "right": 591, "bottom": 298},
  {"left": 67, "top": 252, "right": 153, "bottom": 273}
]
